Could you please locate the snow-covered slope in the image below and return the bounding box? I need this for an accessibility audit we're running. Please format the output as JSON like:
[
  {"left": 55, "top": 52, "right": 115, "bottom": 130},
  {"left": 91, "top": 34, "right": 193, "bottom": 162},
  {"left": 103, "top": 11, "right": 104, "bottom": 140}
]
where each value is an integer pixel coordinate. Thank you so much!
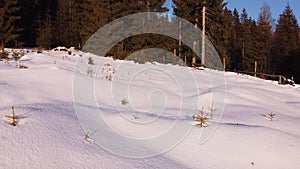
[{"left": 0, "top": 49, "right": 299, "bottom": 169}]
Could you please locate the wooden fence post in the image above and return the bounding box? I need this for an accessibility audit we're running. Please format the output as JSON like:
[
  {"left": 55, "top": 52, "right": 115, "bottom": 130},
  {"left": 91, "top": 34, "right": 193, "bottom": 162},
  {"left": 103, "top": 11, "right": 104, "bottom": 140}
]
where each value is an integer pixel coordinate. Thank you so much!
[
  {"left": 223, "top": 57, "right": 226, "bottom": 71},
  {"left": 254, "top": 61, "right": 257, "bottom": 77}
]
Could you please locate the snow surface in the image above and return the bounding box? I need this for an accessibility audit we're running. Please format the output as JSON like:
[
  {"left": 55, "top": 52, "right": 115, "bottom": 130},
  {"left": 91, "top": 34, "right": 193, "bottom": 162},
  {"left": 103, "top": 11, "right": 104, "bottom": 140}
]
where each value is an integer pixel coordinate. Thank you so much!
[{"left": 0, "top": 49, "right": 300, "bottom": 169}]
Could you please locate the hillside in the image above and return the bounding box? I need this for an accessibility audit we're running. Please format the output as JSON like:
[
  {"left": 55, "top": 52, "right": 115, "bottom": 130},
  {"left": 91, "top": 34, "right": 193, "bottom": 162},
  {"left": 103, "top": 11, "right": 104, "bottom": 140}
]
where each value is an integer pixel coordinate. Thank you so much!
[{"left": 0, "top": 48, "right": 299, "bottom": 169}]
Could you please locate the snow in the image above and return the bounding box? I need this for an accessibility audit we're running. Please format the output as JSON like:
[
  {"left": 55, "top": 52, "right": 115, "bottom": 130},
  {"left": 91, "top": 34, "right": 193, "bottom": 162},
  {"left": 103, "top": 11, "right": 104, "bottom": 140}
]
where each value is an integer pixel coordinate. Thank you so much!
[{"left": 0, "top": 49, "right": 299, "bottom": 169}]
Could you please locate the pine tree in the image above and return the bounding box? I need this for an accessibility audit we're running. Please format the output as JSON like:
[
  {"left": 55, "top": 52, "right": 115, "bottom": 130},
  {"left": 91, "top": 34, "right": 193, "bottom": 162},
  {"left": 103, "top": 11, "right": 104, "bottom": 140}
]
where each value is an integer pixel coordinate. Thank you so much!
[
  {"left": 56, "top": 0, "right": 82, "bottom": 48},
  {"left": 0, "top": 0, "right": 21, "bottom": 50},
  {"left": 173, "top": 0, "right": 230, "bottom": 65},
  {"left": 272, "top": 3, "right": 300, "bottom": 74},
  {"left": 256, "top": 2, "right": 273, "bottom": 73},
  {"left": 284, "top": 47, "right": 300, "bottom": 83},
  {"left": 173, "top": 0, "right": 203, "bottom": 24},
  {"left": 205, "top": 0, "right": 229, "bottom": 59},
  {"left": 106, "top": 0, "right": 169, "bottom": 59},
  {"left": 79, "top": 0, "right": 112, "bottom": 45},
  {"left": 240, "top": 9, "right": 260, "bottom": 72},
  {"left": 229, "top": 8, "right": 241, "bottom": 70},
  {"left": 217, "top": 7, "right": 232, "bottom": 68},
  {"left": 17, "top": 0, "right": 48, "bottom": 47},
  {"left": 36, "top": 8, "right": 53, "bottom": 49}
]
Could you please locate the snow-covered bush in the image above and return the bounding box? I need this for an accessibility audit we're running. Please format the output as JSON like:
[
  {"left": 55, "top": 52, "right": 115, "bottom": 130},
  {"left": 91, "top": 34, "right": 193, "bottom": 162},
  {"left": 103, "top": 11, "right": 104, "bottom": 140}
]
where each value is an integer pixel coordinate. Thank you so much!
[
  {"left": 208, "top": 101, "right": 217, "bottom": 118},
  {"left": 0, "top": 51, "right": 9, "bottom": 60},
  {"left": 87, "top": 66, "right": 94, "bottom": 77},
  {"left": 192, "top": 107, "right": 209, "bottom": 127},
  {"left": 88, "top": 57, "right": 94, "bottom": 65},
  {"left": 84, "top": 132, "right": 90, "bottom": 141},
  {"left": 18, "top": 64, "right": 28, "bottom": 69},
  {"left": 267, "top": 112, "right": 276, "bottom": 121},
  {"left": 121, "top": 98, "right": 129, "bottom": 105},
  {"left": 0, "top": 44, "right": 8, "bottom": 60},
  {"left": 132, "top": 113, "right": 140, "bottom": 120},
  {"left": 101, "top": 63, "right": 115, "bottom": 81},
  {"left": 37, "top": 46, "right": 43, "bottom": 53}
]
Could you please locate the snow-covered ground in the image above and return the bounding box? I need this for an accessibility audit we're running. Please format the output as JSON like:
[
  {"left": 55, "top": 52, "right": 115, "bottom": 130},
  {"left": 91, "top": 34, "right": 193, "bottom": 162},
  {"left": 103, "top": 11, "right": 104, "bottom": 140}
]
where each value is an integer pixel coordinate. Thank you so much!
[{"left": 0, "top": 48, "right": 299, "bottom": 169}]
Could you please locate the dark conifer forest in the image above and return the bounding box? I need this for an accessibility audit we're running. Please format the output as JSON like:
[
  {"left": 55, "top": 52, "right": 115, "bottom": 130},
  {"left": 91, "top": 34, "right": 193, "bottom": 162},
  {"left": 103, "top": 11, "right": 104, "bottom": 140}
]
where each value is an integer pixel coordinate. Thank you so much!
[{"left": 1, "top": 0, "right": 299, "bottom": 82}]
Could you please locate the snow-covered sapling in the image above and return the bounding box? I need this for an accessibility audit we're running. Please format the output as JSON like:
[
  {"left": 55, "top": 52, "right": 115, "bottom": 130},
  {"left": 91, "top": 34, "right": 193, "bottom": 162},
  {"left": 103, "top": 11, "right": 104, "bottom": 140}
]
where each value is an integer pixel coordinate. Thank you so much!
[
  {"left": 121, "top": 98, "right": 129, "bottom": 105},
  {"left": 18, "top": 64, "right": 28, "bottom": 69},
  {"left": 132, "top": 113, "right": 140, "bottom": 120},
  {"left": 88, "top": 57, "right": 94, "bottom": 65},
  {"left": 102, "top": 63, "right": 115, "bottom": 81},
  {"left": 84, "top": 132, "right": 90, "bottom": 141},
  {"left": 0, "top": 42, "right": 8, "bottom": 60},
  {"left": 87, "top": 67, "right": 94, "bottom": 76},
  {"left": 12, "top": 49, "right": 23, "bottom": 68},
  {"left": 268, "top": 112, "right": 276, "bottom": 121},
  {"left": 192, "top": 107, "right": 209, "bottom": 127},
  {"left": 5, "top": 106, "right": 20, "bottom": 126},
  {"left": 0, "top": 51, "right": 8, "bottom": 60},
  {"left": 37, "top": 46, "right": 43, "bottom": 53},
  {"left": 208, "top": 101, "right": 217, "bottom": 118},
  {"left": 84, "top": 131, "right": 94, "bottom": 143},
  {"left": 12, "top": 49, "right": 21, "bottom": 61}
]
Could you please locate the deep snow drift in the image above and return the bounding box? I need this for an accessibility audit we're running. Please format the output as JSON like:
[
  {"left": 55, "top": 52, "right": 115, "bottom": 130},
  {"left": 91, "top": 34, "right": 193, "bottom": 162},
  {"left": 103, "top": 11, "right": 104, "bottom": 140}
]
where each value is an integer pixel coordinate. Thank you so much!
[{"left": 0, "top": 48, "right": 299, "bottom": 169}]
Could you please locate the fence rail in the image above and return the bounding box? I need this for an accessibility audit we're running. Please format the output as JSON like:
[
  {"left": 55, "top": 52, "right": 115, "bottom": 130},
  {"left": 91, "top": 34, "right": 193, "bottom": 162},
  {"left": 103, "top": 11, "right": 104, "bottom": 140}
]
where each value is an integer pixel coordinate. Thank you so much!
[{"left": 233, "top": 70, "right": 295, "bottom": 85}]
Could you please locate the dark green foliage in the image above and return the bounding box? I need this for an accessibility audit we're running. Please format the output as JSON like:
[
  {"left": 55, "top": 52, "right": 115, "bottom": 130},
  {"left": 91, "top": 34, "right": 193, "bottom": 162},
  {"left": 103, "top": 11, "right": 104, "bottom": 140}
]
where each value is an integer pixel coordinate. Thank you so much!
[
  {"left": 79, "top": 0, "right": 110, "bottom": 45},
  {"left": 56, "top": 0, "right": 82, "bottom": 48},
  {"left": 173, "top": 0, "right": 231, "bottom": 64},
  {"left": 36, "top": 8, "right": 52, "bottom": 49},
  {"left": 256, "top": 3, "right": 273, "bottom": 73},
  {"left": 16, "top": 0, "right": 38, "bottom": 47},
  {"left": 0, "top": 0, "right": 21, "bottom": 49},
  {"left": 0, "top": 50, "right": 8, "bottom": 59},
  {"left": 281, "top": 47, "right": 300, "bottom": 84},
  {"left": 272, "top": 4, "right": 300, "bottom": 76}
]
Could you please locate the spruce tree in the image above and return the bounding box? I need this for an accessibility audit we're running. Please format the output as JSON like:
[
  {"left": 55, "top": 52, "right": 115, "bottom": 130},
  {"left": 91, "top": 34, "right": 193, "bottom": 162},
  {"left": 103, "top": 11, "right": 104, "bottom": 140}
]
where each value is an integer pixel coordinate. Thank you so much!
[
  {"left": 36, "top": 8, "right": 53, "bottom": 49},
  {"left": 0, "top": 0, "right": 21, "bottom": 51},
  {"left": 173, "top": 0, "right": 230, "bottom": 65},
  {"left": 272, "top": 3, "right": 300, "bottom": 74},
  {"left": 240, "top": 9, "right": 259, "bottom": 72},
  {"left": 79, "top": 0, "right": 111, "bottom": 45},
  {"left": 56, "top": 0, "right": 82, "bottom": 48},
  {"left": 256, "top": 2, "right": 273, "bottom": 73},
  {"left": 229, "top": 8, "right": 241, "bottom": 70}
]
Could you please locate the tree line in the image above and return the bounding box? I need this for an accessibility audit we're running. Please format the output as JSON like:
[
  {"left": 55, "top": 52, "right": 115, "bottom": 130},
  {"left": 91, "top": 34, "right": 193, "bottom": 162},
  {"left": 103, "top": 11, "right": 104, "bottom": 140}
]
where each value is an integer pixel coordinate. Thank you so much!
[{"left": 1, "top": 0, "right": 299, "bottom": 82}]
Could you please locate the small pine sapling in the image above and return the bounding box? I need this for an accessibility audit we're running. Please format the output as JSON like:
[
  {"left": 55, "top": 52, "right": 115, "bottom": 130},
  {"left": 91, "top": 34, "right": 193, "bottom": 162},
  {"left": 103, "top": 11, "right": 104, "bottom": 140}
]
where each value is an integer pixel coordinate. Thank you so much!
[
  {"left": 12, "top": 50, "right": 22, "bottom": 68},
  {"left": 12, "top": 49, "right": 21, "bottom": 60},
  {"left": 105, "top": 74, "right": 112, "bottom": 81},
  {"left": 84, "top": 132, "right": 90, "bottom": 141},
  {"left": 102, "top": 63, "right": 115, "bottom": 81},
  {"left": 192, "top": 107, "right": 209, "bottom": 127},
  {"left": 5, "top": 106, "right": 20, "bottom": 126},
  {"left": 37, "top": 46, "right": 43, "bottom": 53},
  {"left": 0, "top": 42, "right": 8, "bottom": 61},
  {"left": 208, "top": 101, "right": 217, "bottom": 118},
  {"left": 88, "top": 57, "right": 94, "bottom": 65},
  {"left": 132, "top": 113, "right": 140, "bottom": 120},
  {"left": 121, "top": 98, "right": 129, "bottom": 105},
  {"left": 83, "top": 130, "right": 97, "bottom": 143},
  {"left": 87, "top": 67, "right": 94, "bottom": 76},
  {"left": 268, "top": 112, "right": 276, "bottom": 121}
]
